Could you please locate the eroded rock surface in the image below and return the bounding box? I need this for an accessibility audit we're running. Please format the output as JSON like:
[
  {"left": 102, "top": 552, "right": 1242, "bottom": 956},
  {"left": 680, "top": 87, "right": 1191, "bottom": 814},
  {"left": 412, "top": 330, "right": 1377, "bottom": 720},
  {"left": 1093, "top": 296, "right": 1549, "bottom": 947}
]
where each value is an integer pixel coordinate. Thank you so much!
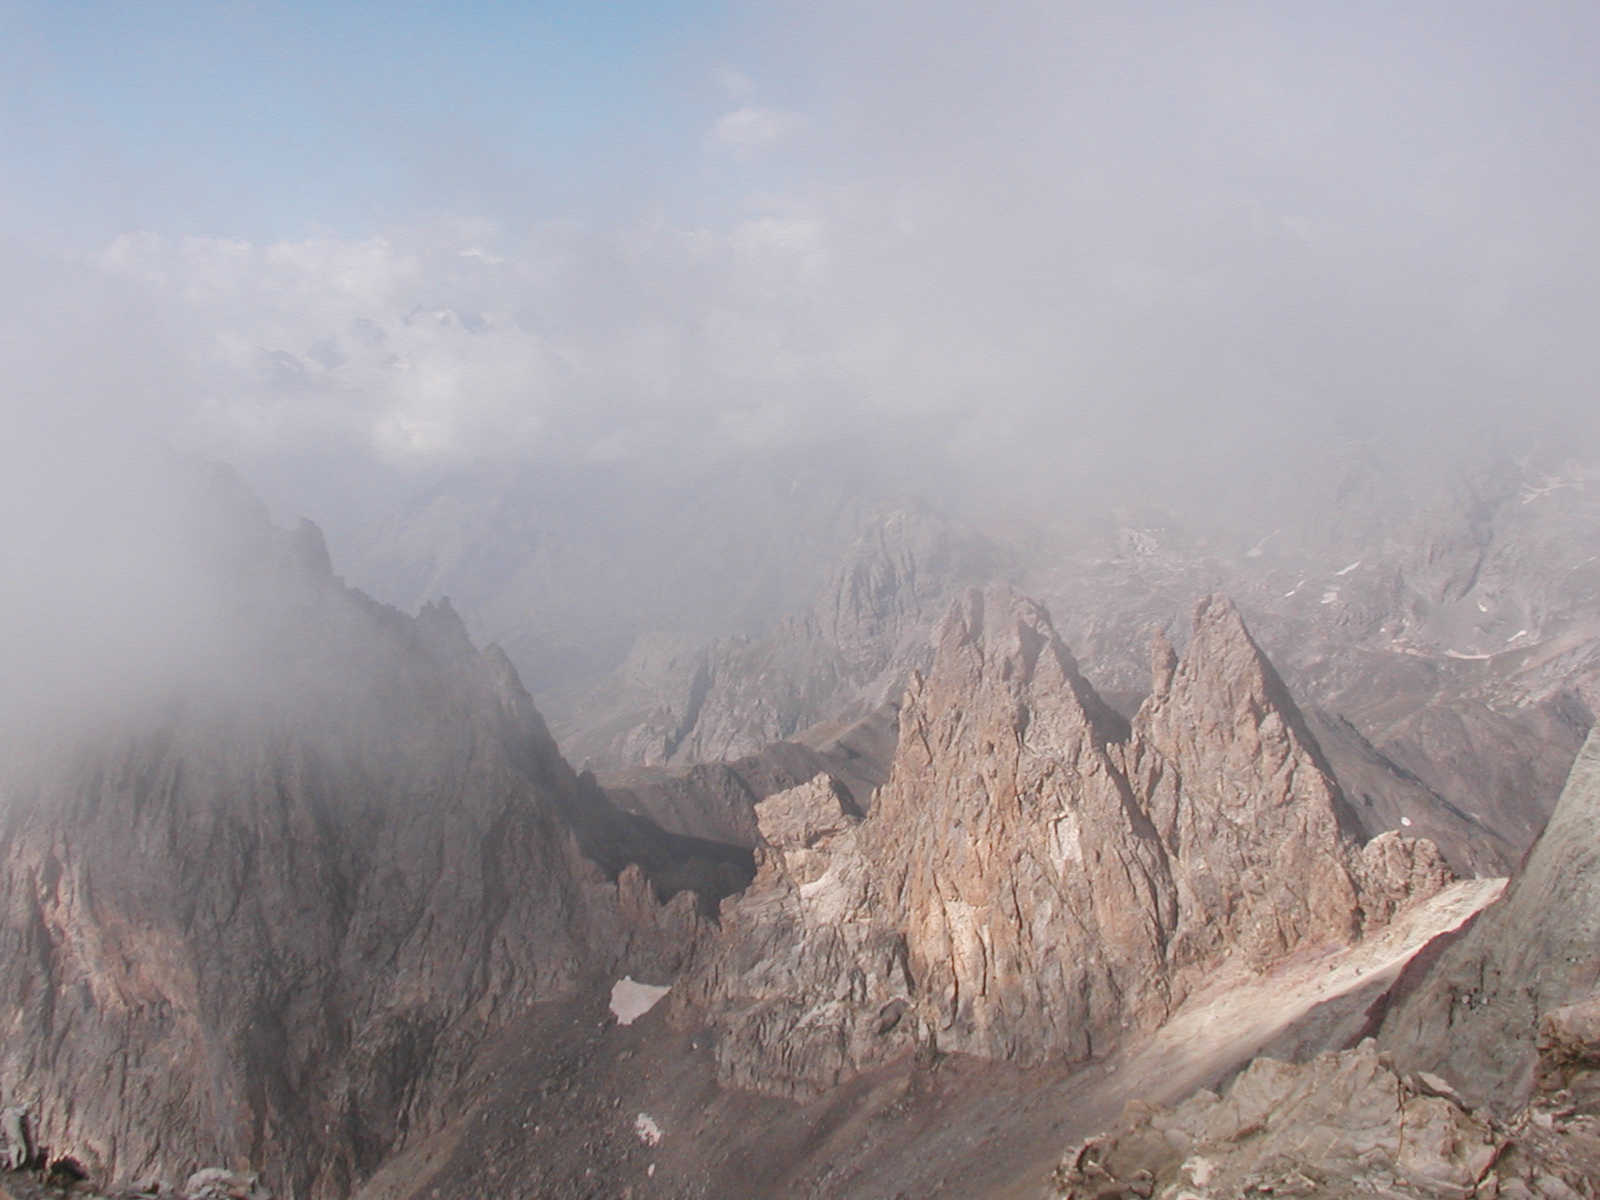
[
  {"left": 1045, "top": 1017, "right": 1600, "bottom": 1200},
  {"left": 688, "top": 775, "right": 917, "bottom": 1094},
  {"left": 1042, "top": 706, "right": 1600, "bottom": 1200}
]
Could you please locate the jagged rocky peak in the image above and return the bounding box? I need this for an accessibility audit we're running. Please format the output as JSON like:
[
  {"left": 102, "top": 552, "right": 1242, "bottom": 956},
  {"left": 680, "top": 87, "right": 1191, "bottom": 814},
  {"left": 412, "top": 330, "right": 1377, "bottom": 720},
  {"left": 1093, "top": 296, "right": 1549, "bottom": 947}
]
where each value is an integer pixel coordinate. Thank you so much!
[
  {"left": 1131, "top": 594, "right": 1426, "bottom": 968},
  {"left": 690, "top": 586, "right": 1454, "bottom": 1098},
  {"left": 1045, "top": 724, "right": 1600, "bottom": 1200},
  {"left": 863, "top": 585, "right": 1173, "bottom": 1065}
]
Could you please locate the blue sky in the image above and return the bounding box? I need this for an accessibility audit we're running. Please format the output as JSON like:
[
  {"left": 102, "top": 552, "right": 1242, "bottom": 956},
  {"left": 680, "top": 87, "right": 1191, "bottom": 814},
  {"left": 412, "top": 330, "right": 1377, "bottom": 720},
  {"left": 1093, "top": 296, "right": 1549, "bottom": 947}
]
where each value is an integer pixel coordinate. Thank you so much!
[{"left": 0, "top": 0, "right": 747, "bottom": 240}]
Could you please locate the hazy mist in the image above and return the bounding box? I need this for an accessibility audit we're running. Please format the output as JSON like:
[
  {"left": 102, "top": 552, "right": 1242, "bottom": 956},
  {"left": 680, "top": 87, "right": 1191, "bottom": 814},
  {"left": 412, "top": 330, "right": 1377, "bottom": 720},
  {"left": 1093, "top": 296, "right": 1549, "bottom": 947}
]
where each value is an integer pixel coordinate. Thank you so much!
[{"left": 4, "top": 0, "right": 1600, "bottom": 706}]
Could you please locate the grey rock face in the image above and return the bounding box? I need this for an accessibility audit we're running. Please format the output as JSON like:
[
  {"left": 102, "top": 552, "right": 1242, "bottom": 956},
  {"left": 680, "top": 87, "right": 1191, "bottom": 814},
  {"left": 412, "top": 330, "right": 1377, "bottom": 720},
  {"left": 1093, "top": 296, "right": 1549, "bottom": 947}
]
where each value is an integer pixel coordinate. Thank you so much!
[
  {"left": 1, "top": 1105, "right": 29, "bottom": 1170},
  {"left": 0, "top": 473, "right": 712, "bottom": 1199},
  {"left": 1044, "top": 936, "right": 1600, "bottom": 1200},
  {"left": 1379, "top": 723, "right": 1600, "bottom": 1109},
  {"left": 1044, "top": 1041, "right": 1501, "bottom": 1200},
  {"left": 691, "top": 588, "right": 1451, "bottom": 1098},
  {"left": 687, "top": 774, "right": 917, "bottom": 1096}
]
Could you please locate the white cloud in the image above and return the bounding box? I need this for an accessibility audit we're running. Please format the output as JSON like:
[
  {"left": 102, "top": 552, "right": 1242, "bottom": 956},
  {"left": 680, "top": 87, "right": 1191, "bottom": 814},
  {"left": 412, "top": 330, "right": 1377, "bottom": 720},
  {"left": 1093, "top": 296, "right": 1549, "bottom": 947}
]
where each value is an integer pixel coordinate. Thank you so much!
[
  {"left": 705, "top": 107, "right": 811, "bottom": 159},
  {"left": 12, "top": 1, "right": 1600, "bottom": 533},
  {"left": 91, "top": 217, "right": 858, "bottom": 479}
]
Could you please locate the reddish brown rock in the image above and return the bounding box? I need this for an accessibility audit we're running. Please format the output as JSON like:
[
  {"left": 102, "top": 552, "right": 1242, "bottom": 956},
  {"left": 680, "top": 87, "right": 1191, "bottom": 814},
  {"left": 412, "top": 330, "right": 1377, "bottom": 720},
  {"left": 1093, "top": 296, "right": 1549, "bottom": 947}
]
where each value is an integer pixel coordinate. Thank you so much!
[
  {"left": 695, "top": 588, "right": 1453, "bottom": 1096},
  {"left": 868, "top": 589, "right": 1174, "bottom": 1064},
  {"left": 1129, "top": 597, "right": 1364, "bottom": 971}
]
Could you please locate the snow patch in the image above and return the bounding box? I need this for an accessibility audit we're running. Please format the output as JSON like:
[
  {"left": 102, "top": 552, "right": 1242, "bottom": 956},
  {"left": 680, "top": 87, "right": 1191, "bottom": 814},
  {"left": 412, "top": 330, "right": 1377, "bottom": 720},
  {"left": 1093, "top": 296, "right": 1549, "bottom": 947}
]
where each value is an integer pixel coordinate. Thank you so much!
[
  {"left": 1051, "top": 811, "right": 1084, "bottom": 868},
  {"left": 1400, "top": 817, "right": 1413, "bottom": 828},
  {"left": 610, "top": 977, "right": 670, "bottom": 1025},
  {"left": 1334, "top": 560, "right": 1362, "bottom": 576},
  {"left": 1320, "top": 590, "right": 1339, "bottom": 605},
  {"left": 635, "top": 1113, "right": 664, "bottom": 1146},
  {"left": 1246, "top": 529, "right": 1280, "bottom": 558},
  {"left": 1184, "top": 1157, "right": 1216, "bottom": 1187}
]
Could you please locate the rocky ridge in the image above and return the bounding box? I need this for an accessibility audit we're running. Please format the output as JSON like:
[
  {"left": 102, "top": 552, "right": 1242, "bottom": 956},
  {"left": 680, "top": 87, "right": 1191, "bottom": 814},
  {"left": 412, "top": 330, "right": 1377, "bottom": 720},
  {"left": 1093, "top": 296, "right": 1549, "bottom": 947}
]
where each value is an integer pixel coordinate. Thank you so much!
[
  {"left": 0, "top": 471, "right": 723, "bottom": 1199},
  {"left": 4, "top": 454, "right": 1592, "bottom": 1200},
  {"left": 688, "top": 587, "right": 1453, "bottom": 1098},
  {"left": 532, "top": 450, "right": 1597, "bottom": 881},
  {"left": 1035, "top": 688, "right": 1600, "bottom": 1200}
]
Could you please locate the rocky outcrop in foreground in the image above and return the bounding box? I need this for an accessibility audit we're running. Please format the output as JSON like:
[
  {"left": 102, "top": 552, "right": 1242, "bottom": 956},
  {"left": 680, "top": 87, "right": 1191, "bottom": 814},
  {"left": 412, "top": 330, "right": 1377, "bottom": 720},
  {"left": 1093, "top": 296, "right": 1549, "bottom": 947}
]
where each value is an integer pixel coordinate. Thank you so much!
[
  {"left": 1380, "top": 723, "right": 1600, "bottom": 1110},
  {"left": 1044, "top": 1030, "right": 1600, "bottom": 1200},
  {"left": 690, "top": 588, "right": 1452, "bottom": 1097}
]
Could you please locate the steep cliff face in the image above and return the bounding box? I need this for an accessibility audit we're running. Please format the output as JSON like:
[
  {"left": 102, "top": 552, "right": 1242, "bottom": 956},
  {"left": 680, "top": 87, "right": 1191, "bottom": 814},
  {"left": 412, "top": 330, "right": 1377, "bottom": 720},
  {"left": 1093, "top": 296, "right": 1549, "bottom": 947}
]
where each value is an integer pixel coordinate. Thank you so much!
[
  {"left": 868, "top": 590, "right": 1172, "bottom": 1066},
  {"left": 689, "top": 775, "right": 918, "bottom": 1095},
  {"left": 1379, "top": 723, "right": 1600, "bottom": 1108},
  {"left": 1131, "top": 600, "right": 1369, "bottom": 970},
  {"left": 0, "top": 473, "right": 713, "bottom": 1199},
  {"left": 692, "top": 588, "right": 1451, "bottom": 1098}
]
